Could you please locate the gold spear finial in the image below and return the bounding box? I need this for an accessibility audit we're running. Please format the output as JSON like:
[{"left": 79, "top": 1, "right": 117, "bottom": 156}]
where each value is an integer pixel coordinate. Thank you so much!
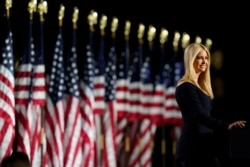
[
  {"left": 137, "top": 23, "right": 145, "bottom": 45},
  {"left": 37, "top": 0, "right": 48, "bottom": 22},
  {"left": 205, "top": 38, "right": 212, "bottom": 51},
  {"left": 147, "top": 25, "right": 156, "bottom": 47},
  {"left": 173, "top": 31, "right": 180, "bottom": 52},
  {"left": 88, "top": 10, "right": 98, "bottom": 32},
  {"left": 99, "top": 14, "right": 107, "bottom": 36},
  {"left": 72, "top": 7, "right": 79, "bottom": 30},
  {"left": 28, "top": 0, "right": 37, "bottom": 20},
  {"left": 159, "top": 28, "right": 168, "bottom": 45},
  {"left": 147, "top": 25, "right": 156, "bottom": 42},
  {"left": 5, "top": 0, "right": 12, "bottom": 18},
  {"left": 124, "top": 20, "right": 131, "bottom": 41},
  {"left": 111, "top": 17, "right": 118, "bottom": 39},
  {"left": 58, "top": 4, "right": 65, "bottom": 27},
  {"left": 195, "top": 36, "right": 202, "bottom": 44},
  {"left": 181, "top": 32, "right": 190, "bottom": 49}
]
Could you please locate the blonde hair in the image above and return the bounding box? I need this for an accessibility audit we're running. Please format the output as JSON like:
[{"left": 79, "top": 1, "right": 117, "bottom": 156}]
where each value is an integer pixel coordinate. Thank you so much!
[{"left": 178, "top": 43, "right": 214, "bottom": 98}]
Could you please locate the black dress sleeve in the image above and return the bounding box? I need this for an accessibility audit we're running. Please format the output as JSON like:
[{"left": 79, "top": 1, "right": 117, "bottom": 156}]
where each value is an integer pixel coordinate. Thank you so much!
[{"left": 175, "top": 82, "right": 229, "bottom": 131}]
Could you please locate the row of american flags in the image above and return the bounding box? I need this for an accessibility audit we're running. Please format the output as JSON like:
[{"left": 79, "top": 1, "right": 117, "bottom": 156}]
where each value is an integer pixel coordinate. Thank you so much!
[{"left": 0, "top": 3, "right": 210, "bottom": 167}]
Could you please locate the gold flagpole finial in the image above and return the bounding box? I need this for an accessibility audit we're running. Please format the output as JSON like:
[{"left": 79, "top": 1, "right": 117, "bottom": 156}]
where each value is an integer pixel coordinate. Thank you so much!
[
  {"left": 38, "top": 0, "right": 48, "bottom": 22},
  {"left": 124, "top": 20, "right": 131, "bottom": 41},
  {"left": 147, "top": 25, "right": 156, "bottom": 47},
  {"left": 181, "top": 32, "right": 190, "bottom": 49},
  {"left": 147, "top": 25, "right": 156, "bottom": 42},
  {"left": 195, "top": 36, "right": 202, "bottom": 44},
  {"left": 28, "top": 0, "right": 37, "bottom": 20},
  {"left": 173, "top": 31, "right": 180, "bottom": 52},
  {"left": 5, "top": 0, "right": 12, "bottom": 18},
  {"left": 137, "top": 23, "right": 145, "bottom": 44},
  {"left": 159, "top": 28, "right": 168, "bottom": 45},
  {"left": 58, "top": 4, "right": 65, "bottom": 27},
  {"left": 99, "top": 14, "right": 107, "bottom": 36},
  {"left": 72, "top": 7, "right": 79, "bottom": 29},
  {"left": 88, "top": 10, "right": 98, "bottom": 32},
  {"left": 111, "top": 17, "right": 118, "bottom": 38},
  {"left": 205, "top": 38, "right": 212, "bottom": 51}
]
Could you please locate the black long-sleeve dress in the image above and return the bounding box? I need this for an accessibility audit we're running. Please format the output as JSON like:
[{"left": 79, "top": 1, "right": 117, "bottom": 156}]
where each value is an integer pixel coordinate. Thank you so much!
[{"left": 175, "top": 82, "right": 229, "bottom": 165}]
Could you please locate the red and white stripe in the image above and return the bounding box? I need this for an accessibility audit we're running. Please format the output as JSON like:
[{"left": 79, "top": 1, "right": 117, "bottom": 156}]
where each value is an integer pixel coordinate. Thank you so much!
[
  {"left": 0, "top": 64, "right": 15, "bottom": 161},
  {"left": 79, "top": 81, "right": 96, "bottom": 167},
  {"left": 45, "top": 95, "right": 65, "bottom": 167},
  {"left": 102, "top": 100, "right": 117, "bottom": 167},
  {"left": 93, "top": 76, "right": 105, "bottom": 115},
  {"left": 15, "top": 62, "right": 33, "bottom": 159},
  {"left": 163, "top": 86, "right": 182, "bottom": 126}
]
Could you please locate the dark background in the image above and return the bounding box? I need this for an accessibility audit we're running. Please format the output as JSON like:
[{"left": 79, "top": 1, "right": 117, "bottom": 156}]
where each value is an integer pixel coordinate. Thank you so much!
[
  {"left": 1, "top": 0, "right": 247, "bottom": 120},
  {"left": 0, "top": 0, "right": 249, "bottom": 166}
]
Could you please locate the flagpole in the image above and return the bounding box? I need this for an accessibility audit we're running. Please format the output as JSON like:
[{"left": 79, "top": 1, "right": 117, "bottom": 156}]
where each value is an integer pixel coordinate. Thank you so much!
[
  {"left": 123, "top": 20, "right": 131, "bottom": 167},
  {"left": 27, "top": 0, "right": 37, "bottom": 165},
  {"left": 40, "top": 107, "right": 45, "bottom": 167},
  {"left": 102, "top": 16, "right": 118, "bottom": 167},
  {"left": 99, "top": 15, "right": 106, "bottom": 167},
  {"left": 88, "top": 10, "right": 103, "bottom": 167},
  {"left": 161, "top": 126, "right": 166, "bottom": 167},
  {"left": 137, "top": 24, "right": 144, "bottom": 167},
  {"left": 96, "top": 13, "right": 106, "bottom": 167},
  {"left": 147, "top": 25, "right": 157, "bottom": 167},
  {"left": 37, "top": 1, "right": 47, "bottom": 167},
  {"left": 159, "top": 28, "right": 168, "bottom": 167}
]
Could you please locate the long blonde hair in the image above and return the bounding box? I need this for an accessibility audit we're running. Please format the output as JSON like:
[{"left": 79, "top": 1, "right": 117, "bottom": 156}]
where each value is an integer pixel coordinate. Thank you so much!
[{"left": 178, "top": 43, "right": 214, "bottom": 98}]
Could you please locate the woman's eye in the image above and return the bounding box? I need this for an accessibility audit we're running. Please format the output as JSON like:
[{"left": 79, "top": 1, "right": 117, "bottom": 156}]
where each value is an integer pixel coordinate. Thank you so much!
[{"left": 196, "top": 56, "right": 208, "bottom": 60}]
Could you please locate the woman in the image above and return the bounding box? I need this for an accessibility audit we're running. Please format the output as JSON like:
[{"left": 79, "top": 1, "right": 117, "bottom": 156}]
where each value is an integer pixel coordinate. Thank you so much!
[{"left": 175, "top": 43, "right": 246, "bottom": 167}]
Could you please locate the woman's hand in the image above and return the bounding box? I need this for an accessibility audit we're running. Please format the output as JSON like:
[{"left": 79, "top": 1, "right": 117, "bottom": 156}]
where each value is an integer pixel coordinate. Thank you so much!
[{"left": 228, "top": 120, "right": 246, "bottom": 130}]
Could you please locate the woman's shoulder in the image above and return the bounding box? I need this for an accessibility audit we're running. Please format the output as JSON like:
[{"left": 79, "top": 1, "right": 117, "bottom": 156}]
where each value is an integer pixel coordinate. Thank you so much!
[
  {"left": 176, "top": 81, "right": 209, "bottom": 97},
  {"left": 176, "top": 81, "right": 196, "bottom": 88},
  {"left": 176, "top": 81, "right": 201, "bottom": 94}
]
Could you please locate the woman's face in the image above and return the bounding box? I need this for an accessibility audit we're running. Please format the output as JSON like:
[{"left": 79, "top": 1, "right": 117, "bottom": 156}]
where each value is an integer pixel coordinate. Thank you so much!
[{"left": 193, "top": 49, "right": 208, "bottom": 74}]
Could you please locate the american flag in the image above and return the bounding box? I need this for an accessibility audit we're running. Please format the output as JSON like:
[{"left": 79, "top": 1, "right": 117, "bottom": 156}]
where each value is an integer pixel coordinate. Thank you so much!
[
  {"left": 153, "top": 42, "right": 169, "bottom": 126},
  {"left": 93, "top": 34, "right": 105, "bottom": 115},
  {"left": 127, "top": 44, "right": 143, "bottom": 121},
  {"left": 14, "top": 21, "right": 34, "bottom": 106},
  {"left": 164, "top": 51, "right": 183, "bottom": 126},
  {"left": 127, "top": 41, "right": 143, "bottom": 167},
  {"left": 0, "top": 18, "right": 15, "bottom": 162},
  {"left": 138, "top": 42, "right": 164, "bottom": 122},
  {"left": 126, "top": 39, "right": 143, "bottom": 120},
  {"left": 93, "top": 32, "right": 105, "bottom": 167},
  {"left": 33, "top": 20, "right": 46, "bottom": 106},
  {"left": 116, "top": 40, "right": 130, "bottom": 118},
  {"left": 30, "top": 18, "right": 47, "bottom": 167},
  {"left": 63, "top": 26, "right": 82, "bottom": 167},
  {"left": 129, "top": 38, "right": 158, "bottom": 167},
  {"left": 79, "top": 30, "right": 96, "bottom": 167},
  {"left": 45, "top": 27, "right": 65, "bottom": 167},
  {"left": 102, "top": 42, "right": 117, "bottom": 167},
  {"left": 14, "top": 20, "right": 35, "bottom": 161},
  {"left": 164, "top": 50, "right": 184, "bottom": 156},
  {"left": 116, "top": 39, "right": 131, "bottom": 167}
]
